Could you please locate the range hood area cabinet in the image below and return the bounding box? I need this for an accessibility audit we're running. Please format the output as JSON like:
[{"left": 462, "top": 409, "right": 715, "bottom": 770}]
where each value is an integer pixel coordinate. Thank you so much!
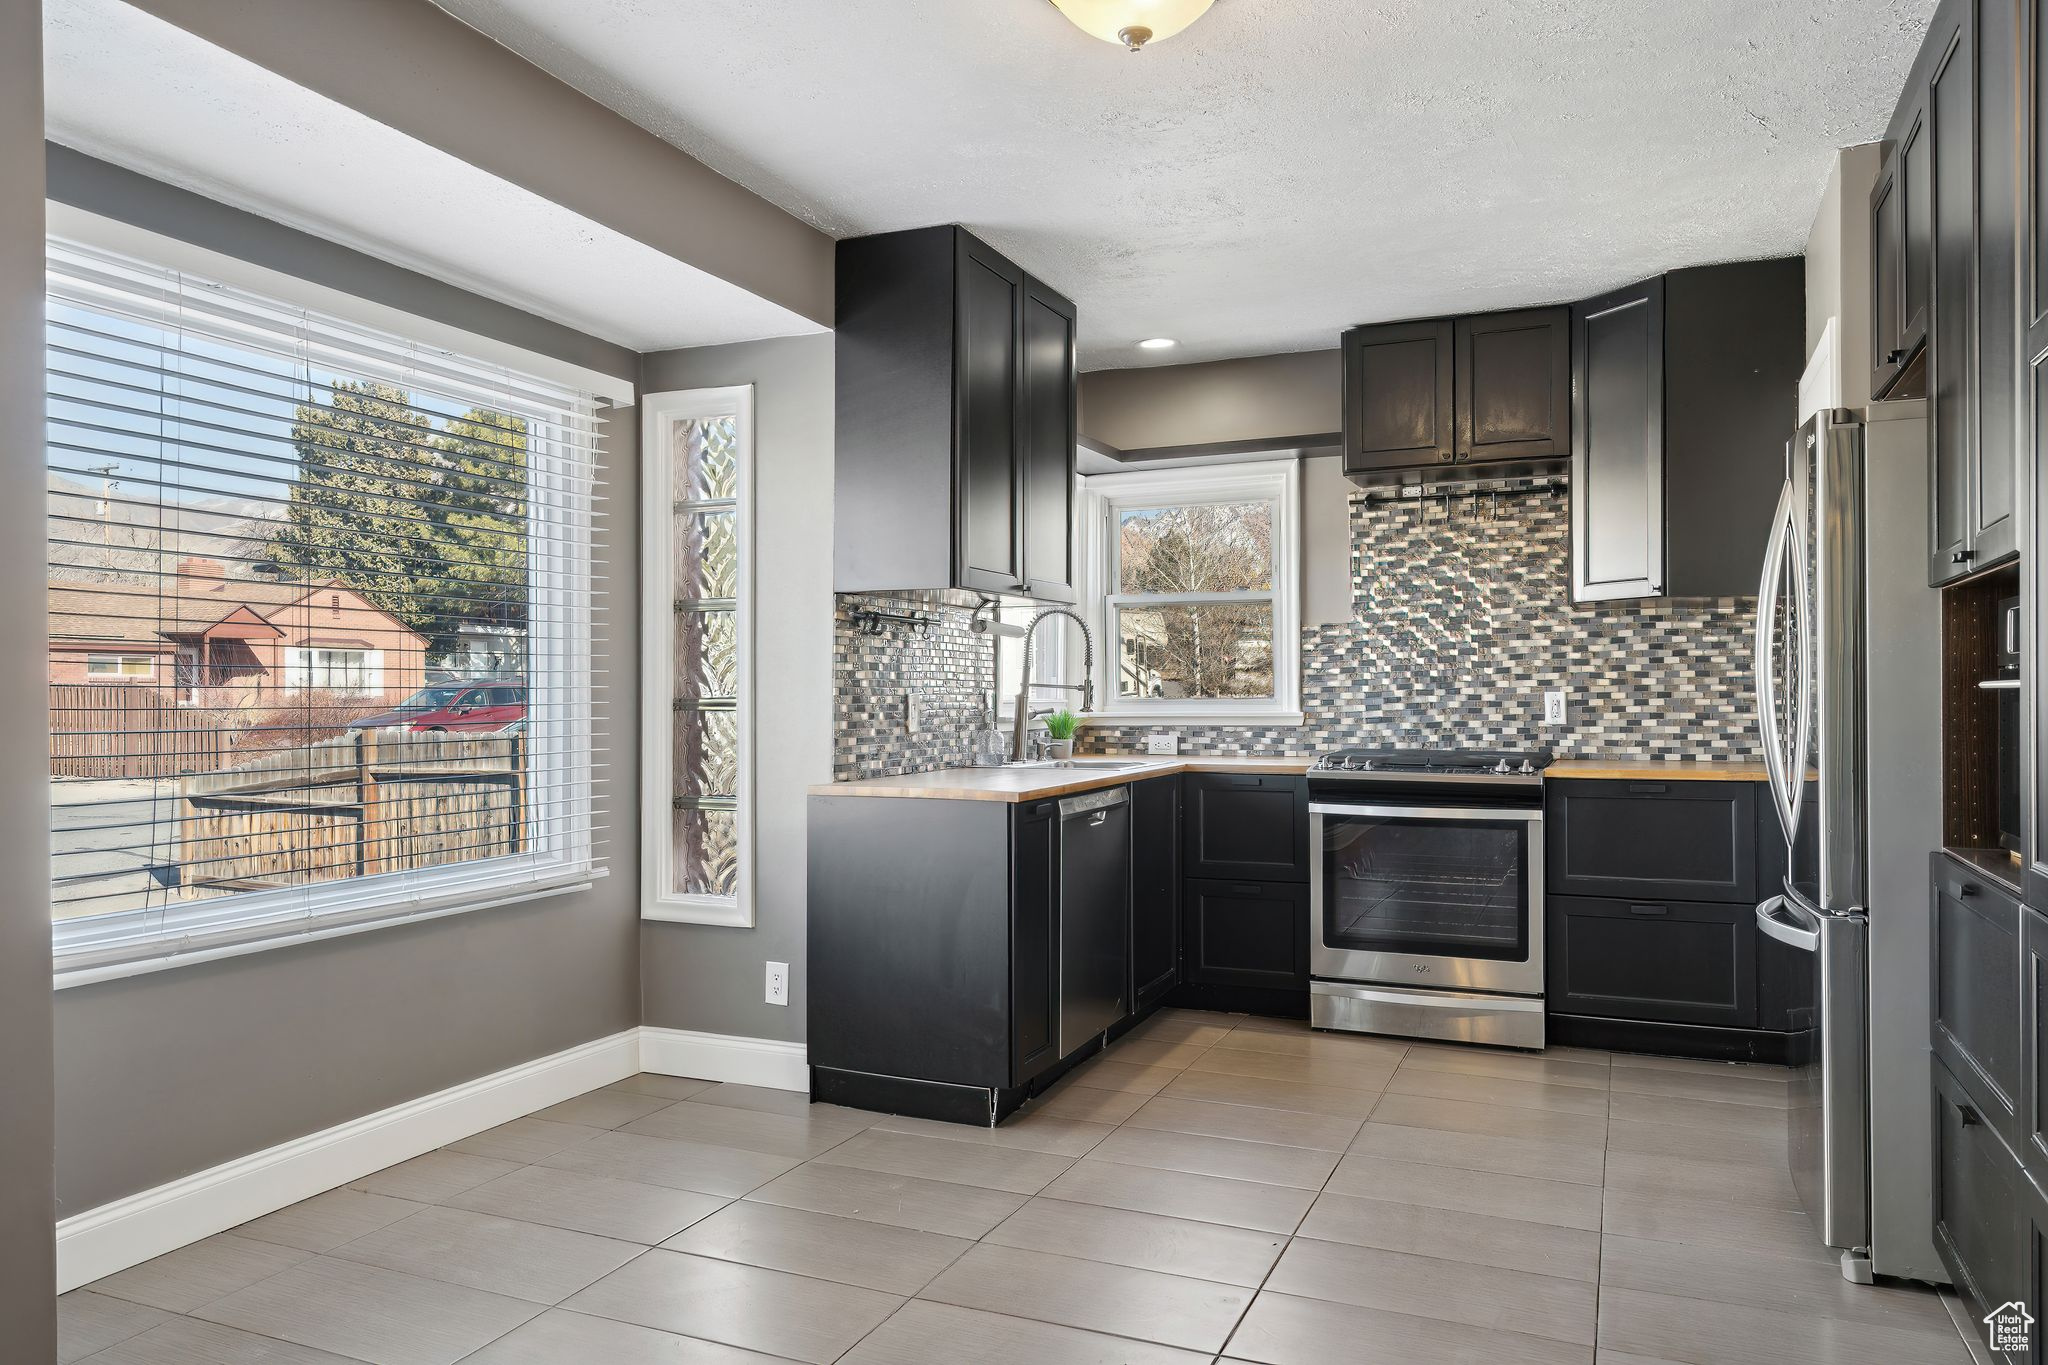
[
  {"left": 1339, "top": 306, "right": 1570, "bottom": 482},
  {"left": 834, "top": 225, "right": 1079, "bottom": 602},
  {"left": 1869, "top": 0, "right": 2019, "bottom": 585},
  {"left": 1570, "top": 258, "right": 1804, "bottom": 603}
]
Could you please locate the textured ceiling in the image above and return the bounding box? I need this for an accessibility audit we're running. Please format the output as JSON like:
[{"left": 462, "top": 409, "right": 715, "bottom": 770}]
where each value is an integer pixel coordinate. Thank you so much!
[
  {"left": 42, "top": 0, "right": 822, "bottom": 354},
  {"left": 433, "top": 0, "right": 1935, "bottom": 368}
]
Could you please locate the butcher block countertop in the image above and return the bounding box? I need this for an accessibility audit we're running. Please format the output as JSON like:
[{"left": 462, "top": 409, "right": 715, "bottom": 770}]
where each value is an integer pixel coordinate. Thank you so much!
[
  {"left": 813, "top": 755, "right": 1769, "bottom": 803},
  {"left": 1545, "top": 760, "right": 1773, "bottom": 781}
]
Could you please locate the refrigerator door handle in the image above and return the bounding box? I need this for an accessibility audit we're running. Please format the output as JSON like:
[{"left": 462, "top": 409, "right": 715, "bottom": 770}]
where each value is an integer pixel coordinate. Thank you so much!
[
  {"left": 1755, "top": 479, "right": 1810, "bottom": 846},
  {"left": 1756, "top": 895, "right": 1820, "bottom": 952}
]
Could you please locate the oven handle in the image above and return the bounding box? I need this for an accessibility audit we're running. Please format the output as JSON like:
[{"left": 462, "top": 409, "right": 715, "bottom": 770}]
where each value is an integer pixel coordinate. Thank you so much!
[{"left": 1309, "top": 802, "right": 1543, "bottom": 823}]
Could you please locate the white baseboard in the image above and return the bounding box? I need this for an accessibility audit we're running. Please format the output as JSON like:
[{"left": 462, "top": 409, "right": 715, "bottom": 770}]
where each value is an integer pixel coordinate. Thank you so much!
[
  {"left": 55, "top": 1029, "right": 640, "bottom": 1292},
  {"left": 639, "top": 1026, "right": 808, "bottom": 1093}
]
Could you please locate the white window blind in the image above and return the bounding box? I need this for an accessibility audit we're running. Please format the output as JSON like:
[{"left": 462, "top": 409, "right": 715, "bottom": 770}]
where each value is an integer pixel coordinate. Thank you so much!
[{"left": 47, "top": 238, "right": 606, "bottom": 977}]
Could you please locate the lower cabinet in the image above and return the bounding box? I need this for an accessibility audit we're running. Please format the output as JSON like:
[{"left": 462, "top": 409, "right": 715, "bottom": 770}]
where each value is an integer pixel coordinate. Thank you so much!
[
  {"left": 1546, "top": 896, "right": 1757, "bottom": 1028},
  {"left": 1131, "top": 775, "right": 1182, "bottom": 1014},
  {"left": 1934, "top": 854, "right": 2023, "bottom": 1148},
  {"left": 1011, "top": 798, "right": 1061, "bottom": 1087},
  {"left": 1934, "top": 1053, "right": 2028, "bottom": 1352},
  {"left": 2026, "top": 905, "right": 2048, "bottom": 1181},
  {"left": 1184, "top": 879, "right": 1309, "bottom": 992}
]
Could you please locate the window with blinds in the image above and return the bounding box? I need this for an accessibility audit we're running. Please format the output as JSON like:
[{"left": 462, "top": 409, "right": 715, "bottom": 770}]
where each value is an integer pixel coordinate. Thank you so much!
[
  {"left": 47, "top": 237, "right": 605, "bottom": 974},
  {"left": 640, "top": 388, "right": 752, "bottom": 927}
]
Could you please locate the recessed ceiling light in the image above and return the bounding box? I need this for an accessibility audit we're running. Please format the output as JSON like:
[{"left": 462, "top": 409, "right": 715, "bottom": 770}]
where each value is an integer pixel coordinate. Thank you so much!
[{"left": 1138, "top": 337, "right": 1178, "bottom": 350}]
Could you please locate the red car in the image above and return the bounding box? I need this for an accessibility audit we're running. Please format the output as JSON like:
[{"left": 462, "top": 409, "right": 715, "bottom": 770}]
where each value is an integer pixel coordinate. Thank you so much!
[{"left": 408, "top": 682, "right": 527, "bottom": 733}]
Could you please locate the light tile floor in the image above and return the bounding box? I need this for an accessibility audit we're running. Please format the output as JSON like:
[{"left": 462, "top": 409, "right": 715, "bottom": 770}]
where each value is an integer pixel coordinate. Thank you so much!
[{"left": 58, "top": 1010, "right": 1977, "bottom": 1364}]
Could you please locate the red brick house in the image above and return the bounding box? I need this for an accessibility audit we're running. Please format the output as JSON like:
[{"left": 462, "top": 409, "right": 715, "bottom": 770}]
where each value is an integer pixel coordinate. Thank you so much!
[{"left": 48, "top": 558, "right": 428, "bottom": 707}]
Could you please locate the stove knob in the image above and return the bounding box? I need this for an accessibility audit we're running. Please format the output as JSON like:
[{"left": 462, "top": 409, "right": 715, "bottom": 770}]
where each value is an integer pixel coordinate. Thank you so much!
[
  {"left": 1359, "top": 758, "right": 1374, "bottom": 770},
  {"left": 1520, "top": 760, "right": 1536, "bottom": 774},
  {"left": 1494, "top": 759, "right": 1512, "bottom": 774}
]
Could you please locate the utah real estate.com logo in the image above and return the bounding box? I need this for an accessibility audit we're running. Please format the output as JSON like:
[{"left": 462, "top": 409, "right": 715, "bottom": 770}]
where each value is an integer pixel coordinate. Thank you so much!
[{"left": 1985, "top": 1300, "right": 2035, "bottom": 1354}]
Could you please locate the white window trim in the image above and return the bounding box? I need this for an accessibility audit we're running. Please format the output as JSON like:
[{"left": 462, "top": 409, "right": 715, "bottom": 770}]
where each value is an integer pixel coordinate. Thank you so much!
[
  {"left": 85, "top": 653, "right": 155, "bottom": 678},
  {"left": 640, "top": 386, "right": 755, "bottom": 928},
  {"left": 1079, "top": 461, "right": 1302, "bottom": 727},
  {"left": 46, "top": 237, "right": 603, "bottom": 978}
]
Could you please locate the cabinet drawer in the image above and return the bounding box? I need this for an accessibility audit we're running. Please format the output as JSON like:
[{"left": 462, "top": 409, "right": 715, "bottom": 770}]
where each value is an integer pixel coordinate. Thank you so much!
[
  {"left": 1183, "top": 774, "right": 1310, "bottom": 883},
  {"left": 1184, "top": 879, "right": 1308, "bottom": 992},
  {"left": 1933, "top": 1053, "right": 2026, "bottom": 1333},
  {"left": 1546, "top": 895, "right": 1757, "bottom": 1028},
  {"left": 1545, "top": 780, "right": 1757, "bottom": 903},
  {"left": 1934, "top": 854, "right": 2022, "bottom": 1142}
]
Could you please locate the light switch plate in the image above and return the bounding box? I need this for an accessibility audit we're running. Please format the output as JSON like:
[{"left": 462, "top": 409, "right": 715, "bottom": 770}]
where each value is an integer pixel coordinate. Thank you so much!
[
  {"left": 765, "top": 961, "right": 789, "bottom": 1006},
  {"left": 1544, "top": 691, "right": 1568, "bottom": 725},
  {"left": 1145, "top": 733, "right": 1179, "bottom": 756}
]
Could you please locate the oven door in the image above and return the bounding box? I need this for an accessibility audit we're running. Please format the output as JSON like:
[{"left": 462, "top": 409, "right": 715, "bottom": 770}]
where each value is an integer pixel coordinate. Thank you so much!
[{"left": 1309, "top": 802, "right": 1544, "bottom": 996}]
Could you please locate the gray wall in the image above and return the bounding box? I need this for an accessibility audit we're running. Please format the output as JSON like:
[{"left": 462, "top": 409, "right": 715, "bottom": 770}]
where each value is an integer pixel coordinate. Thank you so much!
[
  {"left": 640, "top": 336, "right": 834, "bottom": 1045},
  {"left": 1804, "top": 142, "right": 1882, "bottom": 411},
  {"left": 1080, "top": 350, "right": 1340, "bottom": 457},
  {"left": 52, "top": 179, "right": 644, "bottom": 1215},
  {"left": 2, "top": 0, "right": 57, "bottom": 1352},
  {"left": 124, "top": 0, "right": 833, "bottom": 326}
]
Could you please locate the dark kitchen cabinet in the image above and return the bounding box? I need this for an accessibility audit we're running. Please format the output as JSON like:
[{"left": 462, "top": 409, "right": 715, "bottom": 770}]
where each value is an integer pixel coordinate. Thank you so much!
[
  {"left": 1341, "top": 319, "right": 1454, "bottom": 473},
  {"left": 835, "top": 225, "right": 1077, "bottom": 602},
  {"left": 1182, "top": 772, "right": 1310, "bottom": 883},
  {"left": 2027, "top": 0, "right": 2048, "bottom": 912},
  {"left": 1879, "top": 0, "right": 2021, "bottom": 586},
  {"left": 1183, "top": 879, "right": 1309, "bottom": 992},
  {"left": 1872, "top": 77, "right": 1933, "bottom": 398},
  {"left": 1936, "top": 852, "right": 2024, "bottom": 1147},
  {"left": 2024, "top": 904, "right": 2048, "bottom": 1182},
  {"left": 1570, "top": 259, "right": 1804, "bottom": 602},
  {"left": 1131, "top": 775, "right": 1182, "bottom": 1013},
  {"left": 1342, "top": 308, "right": 1567, "bottom": 481},
  {"left": 1934, "top": 1052, "right": 2027, "bottom": 1351},
  {"left": 1546, "top": 895, "right": 1757, "bottom": 1029},
  {"left": 1546, "top": 779, "right": 1758, "bottom": 904},
  {"left": 807, "top": 789, "right": 1129, "bottom": 1125}
]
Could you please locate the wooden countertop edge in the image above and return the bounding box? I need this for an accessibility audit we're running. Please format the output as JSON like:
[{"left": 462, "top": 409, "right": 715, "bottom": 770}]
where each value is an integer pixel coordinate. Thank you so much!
[{"left": 812, "top": 756, "right": 1773, "bottom": 802}]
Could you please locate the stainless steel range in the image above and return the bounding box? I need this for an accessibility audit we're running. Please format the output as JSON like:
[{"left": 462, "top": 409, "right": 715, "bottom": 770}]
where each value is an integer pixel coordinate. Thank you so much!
[{"left": 1308, "top": 746, "right": 1551, "bottom": 1050}]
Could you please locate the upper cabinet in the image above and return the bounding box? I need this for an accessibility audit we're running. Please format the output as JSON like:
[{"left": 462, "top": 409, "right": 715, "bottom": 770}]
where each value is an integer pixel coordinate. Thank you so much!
[
  {"left": 1342, "top": 307, "right": 1569, "bottom": 482},
  {"left": 1876, "top": 0, "right": 2021, "bottom": 586},
  {"left": 1570, "top": 259, "right": 1805, "bottom": 603},
  {"left": 835, "top": 225, "right": 1078, "bottom": 601}
]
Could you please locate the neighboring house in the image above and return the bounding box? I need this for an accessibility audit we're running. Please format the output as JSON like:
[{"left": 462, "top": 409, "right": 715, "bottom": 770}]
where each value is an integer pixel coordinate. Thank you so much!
[{"left": 48, "top": 557, "right": 427, "bottom": 706}]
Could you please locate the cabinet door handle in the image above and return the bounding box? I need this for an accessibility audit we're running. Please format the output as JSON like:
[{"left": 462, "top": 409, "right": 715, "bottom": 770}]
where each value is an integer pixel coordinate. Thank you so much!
[
  {"left": 1952, "top": 549, "right": 1975, "bottom": 564},
  {"left": 1886, "top": 348, "right": 1905, "bottom": 365},
  {"left": 1628, "top": 783, "right": 1669, "bottom": 795},
  {"left": 1232, "top": 884, "right": 1263, "bottom": 897},
  {"left": 1958, "top": 883, "right": 1979, "bottom": 899},
  {"left": 1227, "top": 775, "right": 1260, "bottom": 787},
  {"left": 1628, "top": 904, "right": 1669, "bottom": 916},
  {"left": 1959, "top": 1103, "right": 1983, "bottom": 1127}
]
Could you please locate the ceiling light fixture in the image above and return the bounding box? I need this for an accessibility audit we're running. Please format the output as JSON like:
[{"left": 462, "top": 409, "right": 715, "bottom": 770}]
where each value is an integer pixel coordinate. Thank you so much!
[
  {"left": 1047, "top": 0, "right": 1216, "bottom": 52},
  {"left": 1138, "top": 337, "right": 1178, "bottom": 350}
]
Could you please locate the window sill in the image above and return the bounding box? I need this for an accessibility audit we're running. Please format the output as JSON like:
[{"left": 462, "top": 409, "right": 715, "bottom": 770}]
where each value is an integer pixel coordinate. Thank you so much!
[
  {"left": 53, "top": 871, "right": 602, "bottom": 990},
  {"left": 643, "top": 895, "right": 753, "bottom": 929},
  {"left": 1082, "top": 710, "right": 1305, "bottom": 729}
]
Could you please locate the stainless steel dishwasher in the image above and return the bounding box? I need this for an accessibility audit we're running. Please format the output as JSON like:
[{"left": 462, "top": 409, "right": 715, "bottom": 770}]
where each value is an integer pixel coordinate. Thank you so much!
[{"left": 1058, "top": 786, "right": 1131, "bottom": 1057}]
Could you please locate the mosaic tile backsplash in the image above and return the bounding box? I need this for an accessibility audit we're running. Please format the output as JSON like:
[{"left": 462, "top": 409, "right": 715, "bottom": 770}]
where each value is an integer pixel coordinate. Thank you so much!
[
  {"left": 834, "top": 476, "right": 1762, "bottom": 778},
  {"left": 834, "top": 590, "right": 1004, "bottom": 780}
]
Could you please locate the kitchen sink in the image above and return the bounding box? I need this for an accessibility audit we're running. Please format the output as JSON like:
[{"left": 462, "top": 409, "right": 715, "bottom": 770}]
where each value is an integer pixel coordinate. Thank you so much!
[{"left": 1004, "top": 758, "right": 1156, "bottom": 771}]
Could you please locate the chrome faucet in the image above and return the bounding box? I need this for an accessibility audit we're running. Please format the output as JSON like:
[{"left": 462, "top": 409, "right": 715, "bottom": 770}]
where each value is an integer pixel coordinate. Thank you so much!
[{"left": 1011, "top": 607, "right": 1096, "bottom": 762}]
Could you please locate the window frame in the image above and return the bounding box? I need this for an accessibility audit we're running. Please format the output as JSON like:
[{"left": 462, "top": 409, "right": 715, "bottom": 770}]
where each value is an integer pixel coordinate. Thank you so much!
[
  {"left": 640, "top": 386, "right": 756, "bottom": 928},
  {"left": 46, "top": 233, "right": 609, "bottom": 985},
  {"left": 1079, "top": 462, "right": 1302, "bottom": 726},
  {"left": 85, "top": 653, "right": 155, "bottom": 679}
]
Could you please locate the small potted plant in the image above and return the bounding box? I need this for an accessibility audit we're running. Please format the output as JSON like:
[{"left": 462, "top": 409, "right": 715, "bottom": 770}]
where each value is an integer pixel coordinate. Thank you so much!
[{"left": 1042, "top": 709, "right": 1079, "bottom": 761}]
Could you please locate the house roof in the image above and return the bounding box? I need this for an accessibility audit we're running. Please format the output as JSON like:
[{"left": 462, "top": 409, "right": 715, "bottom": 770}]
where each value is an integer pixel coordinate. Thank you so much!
[{"left": 48, "top": 571, "right": 424, "bottom": 648}]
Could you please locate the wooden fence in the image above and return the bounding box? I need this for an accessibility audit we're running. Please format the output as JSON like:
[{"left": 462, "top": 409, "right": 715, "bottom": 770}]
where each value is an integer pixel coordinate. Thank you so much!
[
  {"left": 50, "top": 684, "right": 238, "bottom": 779},
  {"left": 176, "top": 730, "right": 525, "bottom": 896}
]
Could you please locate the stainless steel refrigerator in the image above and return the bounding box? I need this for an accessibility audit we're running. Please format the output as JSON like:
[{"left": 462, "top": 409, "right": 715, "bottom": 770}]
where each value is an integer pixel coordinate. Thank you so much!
[{"left": 1753, "top": 401, "right": 1944, "bottom": 1284}]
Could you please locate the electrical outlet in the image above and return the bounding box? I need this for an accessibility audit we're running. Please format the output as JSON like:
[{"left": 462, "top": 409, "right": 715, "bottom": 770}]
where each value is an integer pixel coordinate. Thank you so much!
[
  {"left": 1544, "top": 691, "right": 1568, "bottom": 725},
  {"left": 1145, "top": 732, "right": 1179, "bottom": 756},
  {"left": 903, "top": 690, "right": 921, "bottom": 735},
  {"left": 765, "top": 961, "right": 789, "bottom": 1007}
]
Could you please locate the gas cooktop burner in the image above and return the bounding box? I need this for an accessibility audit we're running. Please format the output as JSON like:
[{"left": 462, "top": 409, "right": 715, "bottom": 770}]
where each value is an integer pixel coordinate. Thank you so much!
[{"left": 1312, "top": 746, "right": 1554, "bottom": 777}]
